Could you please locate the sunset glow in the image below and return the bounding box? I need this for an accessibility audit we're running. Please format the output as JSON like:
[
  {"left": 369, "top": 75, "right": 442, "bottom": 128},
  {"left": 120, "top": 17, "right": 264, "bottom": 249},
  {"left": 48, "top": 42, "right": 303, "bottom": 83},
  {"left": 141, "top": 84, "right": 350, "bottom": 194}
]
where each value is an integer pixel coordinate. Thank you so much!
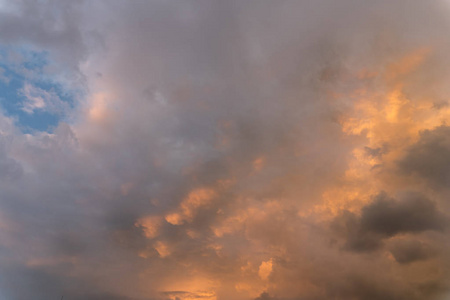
[{"left": 0, "top": 1, "right": 450, "bottom": 300}]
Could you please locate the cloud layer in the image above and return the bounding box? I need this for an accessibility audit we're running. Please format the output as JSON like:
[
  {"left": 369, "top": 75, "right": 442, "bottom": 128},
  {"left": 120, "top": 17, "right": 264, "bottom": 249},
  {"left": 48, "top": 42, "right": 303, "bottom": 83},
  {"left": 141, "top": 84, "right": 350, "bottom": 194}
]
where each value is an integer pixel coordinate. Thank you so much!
[{"left": 1, "top": 1, "right": 450, "bottom": 300}]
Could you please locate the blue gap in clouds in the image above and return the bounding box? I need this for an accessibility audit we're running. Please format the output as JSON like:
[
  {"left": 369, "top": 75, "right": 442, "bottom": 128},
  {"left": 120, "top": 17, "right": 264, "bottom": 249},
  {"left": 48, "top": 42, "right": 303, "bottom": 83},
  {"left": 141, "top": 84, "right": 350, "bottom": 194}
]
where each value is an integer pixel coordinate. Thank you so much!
[{"left": 0, "top": 48, "right": 74, "bottom": 133}]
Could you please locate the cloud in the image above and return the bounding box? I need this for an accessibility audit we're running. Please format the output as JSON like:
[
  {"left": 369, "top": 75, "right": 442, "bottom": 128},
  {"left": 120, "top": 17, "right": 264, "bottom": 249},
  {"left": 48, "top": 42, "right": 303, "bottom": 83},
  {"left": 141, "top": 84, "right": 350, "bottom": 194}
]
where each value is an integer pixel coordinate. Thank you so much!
[
  {"left": 160, "top": 290, "right": 216, "bottom": 300},
  {"left": 388, "top": 239, "right": 436, "bottom": 264},
  {"left": 0, "top": 0, "right": 87, "bottom": 74},
  {"left": 254, "top": 292, "right": 278, "bottom": 300},
  {"left": 19, "top": 82, "right": 69, "bottom": 115},
  {"left": 1, "top": 1, "right": 450, "bottom": 300},
  {"left": 0, "top": 142, "right": 23, "bottom": 181},
  {"left": 399, "top": 125, "right": 450, "bottom": 188},
  {"left": 360, "top": 192, "right": 446, "bottom": 236},
  {"left": 333, "top": 192, "right": 447, "bottom": 252},
  {"left": 258, "top": 259, "right": 273, "bottom": 281}
]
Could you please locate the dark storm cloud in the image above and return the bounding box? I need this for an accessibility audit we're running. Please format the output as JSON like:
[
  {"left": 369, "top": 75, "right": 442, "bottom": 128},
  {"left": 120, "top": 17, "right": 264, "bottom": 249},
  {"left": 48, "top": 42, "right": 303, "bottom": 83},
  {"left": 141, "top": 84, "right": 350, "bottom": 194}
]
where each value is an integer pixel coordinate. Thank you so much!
[
  {"left": 361, "top": 192, "right": 446, "bottom": 235},
  {"left": 399, "top": 125, "right": 450, "bottom": 188},
  {"left": 321, "top": 274, "right": 416, "bottom": 300},
  {"left": 334, "top": 192, "right": 447, "bottom": 252},
  {"left": 332, "top": 210, "right": 384, "bottom": 252},
  {"left": 388, "top": 239, "right": 436, "bottom": 264}
]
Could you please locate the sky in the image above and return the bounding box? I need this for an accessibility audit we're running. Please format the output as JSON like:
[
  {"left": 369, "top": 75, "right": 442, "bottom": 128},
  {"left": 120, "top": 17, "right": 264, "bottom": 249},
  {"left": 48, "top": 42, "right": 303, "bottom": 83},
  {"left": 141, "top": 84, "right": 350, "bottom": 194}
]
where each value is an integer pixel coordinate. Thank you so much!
[{"left": 1, "top": 1, "right": 450, "bottom": 299}]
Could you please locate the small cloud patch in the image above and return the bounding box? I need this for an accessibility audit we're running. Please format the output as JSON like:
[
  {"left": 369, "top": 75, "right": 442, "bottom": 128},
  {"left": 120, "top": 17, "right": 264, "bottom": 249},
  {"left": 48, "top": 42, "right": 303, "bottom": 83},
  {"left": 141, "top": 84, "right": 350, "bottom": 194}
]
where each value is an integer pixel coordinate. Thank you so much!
[{"left": 19, "top": 82, "right": 69, "bottom": 115}]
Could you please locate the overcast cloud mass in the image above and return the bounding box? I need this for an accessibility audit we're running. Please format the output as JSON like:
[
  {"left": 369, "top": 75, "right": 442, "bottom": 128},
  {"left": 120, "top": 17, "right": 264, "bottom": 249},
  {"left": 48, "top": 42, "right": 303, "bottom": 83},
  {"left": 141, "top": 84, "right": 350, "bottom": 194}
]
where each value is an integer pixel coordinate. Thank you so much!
[{"left": 1, "top": 1, "right": 450, "bottom": 299}]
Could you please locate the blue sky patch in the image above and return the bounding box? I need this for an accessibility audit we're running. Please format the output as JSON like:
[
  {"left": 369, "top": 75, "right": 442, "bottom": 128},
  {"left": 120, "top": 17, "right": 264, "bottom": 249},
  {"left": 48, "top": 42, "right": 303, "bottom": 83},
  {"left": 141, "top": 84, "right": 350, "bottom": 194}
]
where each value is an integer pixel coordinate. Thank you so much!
[{"left": 0, "top": 47, "right": 75, "bottom": 133}]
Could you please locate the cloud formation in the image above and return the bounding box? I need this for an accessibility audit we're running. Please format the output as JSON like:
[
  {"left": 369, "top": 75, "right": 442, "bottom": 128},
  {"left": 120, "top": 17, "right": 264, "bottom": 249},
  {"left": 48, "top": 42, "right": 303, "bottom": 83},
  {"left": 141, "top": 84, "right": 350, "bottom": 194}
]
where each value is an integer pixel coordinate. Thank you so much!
[
  {"left": 19, "top": 82, "right": 70, "bottom": 114},
  {"left": 399, "top": 125, "right": 450, "bottom": 188},
  {"left": 333, "top": 192, "right": 447, "bottom": 252},
  {"left": 1, "top": 1, "right": 450, "bottom": 300}
]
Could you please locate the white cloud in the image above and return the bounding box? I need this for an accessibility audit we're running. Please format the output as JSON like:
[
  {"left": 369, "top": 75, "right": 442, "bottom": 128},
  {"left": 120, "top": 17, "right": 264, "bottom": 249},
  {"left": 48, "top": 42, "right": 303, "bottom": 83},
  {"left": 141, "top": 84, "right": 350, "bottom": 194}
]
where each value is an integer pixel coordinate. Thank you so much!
[{"left": 19, "top": 82, "right": 69, "bottom": 115}]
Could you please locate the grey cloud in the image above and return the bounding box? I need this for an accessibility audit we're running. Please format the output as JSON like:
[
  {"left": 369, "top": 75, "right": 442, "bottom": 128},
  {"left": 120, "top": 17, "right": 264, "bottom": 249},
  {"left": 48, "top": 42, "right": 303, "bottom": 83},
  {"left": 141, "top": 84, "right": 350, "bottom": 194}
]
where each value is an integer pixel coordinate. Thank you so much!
[
  {"left": 63, "top": 293, "right": 136, "bottom": 300},
  {"left": 332, "top": 210, "right": 384, "bottom": 252},
  {"left": 0, "top": 0, "right": 88, "bottom": 72},
  {"left": 0, "top": 135, "right": 23, "bottom": 182},
  {"left": 0, "top": 264, "right": 65, "bottom": 300},
  {"left": 364, "top": 145, "right": 389, "bottom": 159},
  {"left": 388, "top": 239, "right": 436, "bottom": 264},
  {"left": 0, "top": 155, "right": 23, "bottom": 181},
  {"left": 52, "top": 232, "right": 86, "bottom": 257},
  {"left": 323, "top": 275, "right": 416, "bottom": 300},
  {"left": 399, "top": 125, "right": 450, "bottom": 188},
  {"left": 0, "top": 263, "right": 136, "bottom": 300},
  {"left": 360, "top": 192, "right": 446, "bottom": 236},
  {"left": 333, "top": 192, "right": 447, "bottom": 252},
  {"left": 254, "top": 292, "right": 279, "bottom": 300}
]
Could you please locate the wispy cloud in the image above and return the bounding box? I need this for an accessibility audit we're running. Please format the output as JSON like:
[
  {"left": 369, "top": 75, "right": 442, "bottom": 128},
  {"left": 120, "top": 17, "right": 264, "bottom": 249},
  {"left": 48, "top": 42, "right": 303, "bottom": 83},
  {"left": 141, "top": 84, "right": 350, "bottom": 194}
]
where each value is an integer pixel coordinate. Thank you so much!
[{"left": 18, "top": 82, "right": 69, "bottom": 115}]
